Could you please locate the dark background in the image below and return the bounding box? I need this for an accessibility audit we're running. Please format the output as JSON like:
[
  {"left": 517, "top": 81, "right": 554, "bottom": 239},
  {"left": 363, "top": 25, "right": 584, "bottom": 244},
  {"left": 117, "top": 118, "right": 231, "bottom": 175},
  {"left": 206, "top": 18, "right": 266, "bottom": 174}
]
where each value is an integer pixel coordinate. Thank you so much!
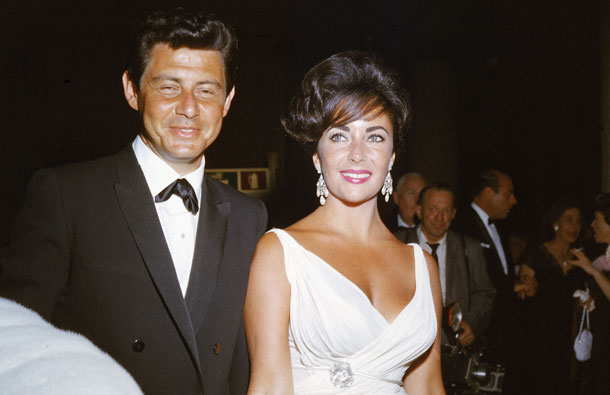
[{"left": 0, "top": 0, "right": 602, "bottom": 244}]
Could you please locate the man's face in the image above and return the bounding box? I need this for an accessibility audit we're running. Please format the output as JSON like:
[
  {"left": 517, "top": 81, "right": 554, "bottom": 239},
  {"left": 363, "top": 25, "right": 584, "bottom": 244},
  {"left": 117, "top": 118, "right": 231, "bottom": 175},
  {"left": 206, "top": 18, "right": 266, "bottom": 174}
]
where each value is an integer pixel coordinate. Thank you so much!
[
  {"left": 489, "top": 174, "right": 517, "bottom": 219},
  {"left": 416, "top": 189, "right": 456, "bottom": 242},
  {"left": 122, "top": 44, "right": 235, "bottom": 175},
  {"left": 393, "top": 175, "right": 427, "bottom": 225}
]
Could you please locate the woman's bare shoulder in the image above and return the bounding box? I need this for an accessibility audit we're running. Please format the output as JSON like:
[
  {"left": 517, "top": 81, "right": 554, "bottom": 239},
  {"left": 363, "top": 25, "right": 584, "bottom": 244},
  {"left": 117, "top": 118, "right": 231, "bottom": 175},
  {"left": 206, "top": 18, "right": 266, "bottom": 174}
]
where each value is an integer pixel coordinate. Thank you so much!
[{"left": 252, "top": 231, "right": 285, "bottom": 268}]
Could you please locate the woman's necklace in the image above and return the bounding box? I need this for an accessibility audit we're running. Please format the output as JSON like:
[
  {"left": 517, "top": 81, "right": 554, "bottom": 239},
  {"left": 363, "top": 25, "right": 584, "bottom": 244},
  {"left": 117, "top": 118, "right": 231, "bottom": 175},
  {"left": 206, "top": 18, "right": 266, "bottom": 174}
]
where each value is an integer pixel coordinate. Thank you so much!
[{"left": 546, "top": 241, "right": 570, "bottom": 274}]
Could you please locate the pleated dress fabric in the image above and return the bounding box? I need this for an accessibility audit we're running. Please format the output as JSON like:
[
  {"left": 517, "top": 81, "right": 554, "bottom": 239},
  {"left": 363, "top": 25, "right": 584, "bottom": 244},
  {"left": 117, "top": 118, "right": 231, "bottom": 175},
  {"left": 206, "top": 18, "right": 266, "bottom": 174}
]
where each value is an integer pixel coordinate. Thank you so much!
[{"left": 269, "top": 229, "right": 437, "bottom": 394}]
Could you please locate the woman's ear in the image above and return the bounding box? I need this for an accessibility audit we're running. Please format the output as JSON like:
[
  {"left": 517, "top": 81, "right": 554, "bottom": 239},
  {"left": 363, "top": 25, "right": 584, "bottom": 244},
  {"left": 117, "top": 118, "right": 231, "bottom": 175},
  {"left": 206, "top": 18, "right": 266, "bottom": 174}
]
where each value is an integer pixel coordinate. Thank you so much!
[
  {"left": 312, "top": 153, "right": 321, "bottom": 173},
  {"left": 390, "top": 152, "right": 396, "bottom": 170}
]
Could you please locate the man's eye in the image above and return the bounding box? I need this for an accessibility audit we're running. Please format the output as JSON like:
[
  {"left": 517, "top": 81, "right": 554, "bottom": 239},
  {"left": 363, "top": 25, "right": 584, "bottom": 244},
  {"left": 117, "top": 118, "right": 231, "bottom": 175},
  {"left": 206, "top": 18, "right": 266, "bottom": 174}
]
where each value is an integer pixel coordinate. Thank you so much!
[
  {"left": 160, "top": 86, "right": 179, "bottom": 94},
  {"left": 197, "top": 88, "right": 215, "bottom": 96}
]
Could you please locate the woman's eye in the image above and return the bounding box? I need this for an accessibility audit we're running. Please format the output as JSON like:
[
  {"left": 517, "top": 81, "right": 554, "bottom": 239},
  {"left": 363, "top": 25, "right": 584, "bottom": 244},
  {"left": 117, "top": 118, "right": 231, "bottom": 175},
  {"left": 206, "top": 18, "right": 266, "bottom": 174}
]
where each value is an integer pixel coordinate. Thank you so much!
[
  {"left": 330, "top": 133, "right": 347, "bottom": 142},
  {"left": 368, "top": 134, "right": 385, "bottom": 142}
]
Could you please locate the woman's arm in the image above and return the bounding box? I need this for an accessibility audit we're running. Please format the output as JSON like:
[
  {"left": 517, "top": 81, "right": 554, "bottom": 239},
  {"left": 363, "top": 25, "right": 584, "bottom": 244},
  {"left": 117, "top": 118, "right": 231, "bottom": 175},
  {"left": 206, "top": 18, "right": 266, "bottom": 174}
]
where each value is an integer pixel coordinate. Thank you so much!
[
  {"left": 518, "top": 264, "right": 537, "bottom": 298},
  {"left": 570, "top": 249, "right": 610, "bottom": 302},
  {"left": 244, "top": 233, "right": 294, "bottom": 395},
  {"left": 402, "top": 251, "right": 446, "bottom": 394}
]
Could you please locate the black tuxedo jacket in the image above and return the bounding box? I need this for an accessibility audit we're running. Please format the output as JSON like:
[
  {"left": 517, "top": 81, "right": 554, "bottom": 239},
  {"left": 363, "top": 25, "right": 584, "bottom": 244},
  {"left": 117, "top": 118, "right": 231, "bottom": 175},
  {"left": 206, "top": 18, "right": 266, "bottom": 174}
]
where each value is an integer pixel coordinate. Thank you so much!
[
  {"left": 452, "top": 206, "right": 516, "bottom": 362},
  {"left": 0, "top": 147, "right": 267, "bottom": 395},
  {"left": 395, "top": 228, "right": 496, "bottom": 339}
]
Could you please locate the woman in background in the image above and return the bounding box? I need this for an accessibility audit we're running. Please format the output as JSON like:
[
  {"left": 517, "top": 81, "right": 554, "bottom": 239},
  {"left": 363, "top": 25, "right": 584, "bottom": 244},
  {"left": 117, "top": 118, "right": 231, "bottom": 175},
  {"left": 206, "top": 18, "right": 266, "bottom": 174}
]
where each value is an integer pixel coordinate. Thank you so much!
[
  {"left": 244, "top": 51, "right": 444, "bottom": 394},
  {"left": 519, "top": 197, "right": 585, "bottom": 395},
  {"left": 570, "top": 193, "right": 610, "bottom": 394}
]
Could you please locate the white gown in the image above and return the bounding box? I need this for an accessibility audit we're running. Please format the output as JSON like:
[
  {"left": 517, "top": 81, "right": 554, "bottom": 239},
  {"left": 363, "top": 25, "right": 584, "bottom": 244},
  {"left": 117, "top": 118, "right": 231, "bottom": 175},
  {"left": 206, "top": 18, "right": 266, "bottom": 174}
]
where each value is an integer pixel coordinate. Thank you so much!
[{"left": 269, "top": 229, "right": 437, "bottom": 394}]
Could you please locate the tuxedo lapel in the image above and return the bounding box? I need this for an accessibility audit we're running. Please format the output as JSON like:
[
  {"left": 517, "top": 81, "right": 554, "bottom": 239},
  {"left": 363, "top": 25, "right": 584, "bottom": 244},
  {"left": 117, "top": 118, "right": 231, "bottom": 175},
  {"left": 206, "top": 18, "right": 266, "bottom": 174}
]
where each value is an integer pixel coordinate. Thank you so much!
[
  {"left": 471, "top": 210, "right": 504, "bottom": 266},
  {"left": 471, "top": 210, "right": 494, "bottom": 249},
  {"left": 186, "top": 177, "right": 230, "bottom": 335},
  {"left": 112, "top": 148, "right": 200, "bottom": 370}
]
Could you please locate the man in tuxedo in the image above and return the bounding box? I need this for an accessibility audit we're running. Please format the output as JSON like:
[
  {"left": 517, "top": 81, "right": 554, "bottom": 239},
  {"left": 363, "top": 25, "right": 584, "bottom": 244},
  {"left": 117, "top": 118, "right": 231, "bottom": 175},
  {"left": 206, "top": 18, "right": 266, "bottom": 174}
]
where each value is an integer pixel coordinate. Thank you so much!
[
  {"left": 395, "top": 183, "right": 495, "bottom": 347},
  {"left": 390, "top": 172, "right": 427, "bottom": 231},
  {"left": 0, "top": 9, "right": 267, "bottom": 395},
  {"left": 452, "top": 169, "right": 533, "bottom": 394}
]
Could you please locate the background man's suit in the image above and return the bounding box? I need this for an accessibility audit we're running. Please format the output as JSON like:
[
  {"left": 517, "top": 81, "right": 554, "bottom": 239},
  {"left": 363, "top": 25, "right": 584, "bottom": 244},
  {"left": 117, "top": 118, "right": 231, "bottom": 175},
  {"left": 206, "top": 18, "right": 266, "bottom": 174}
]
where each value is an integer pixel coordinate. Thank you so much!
[
  {"left": 0, "top": 147, "right": 267, "bottom": 395},
  {"left": 452, "top": 207, "right": 518, "bottom": 373},
  {"left": 395, "top": 228, "right": 495, "bottom": 341}
]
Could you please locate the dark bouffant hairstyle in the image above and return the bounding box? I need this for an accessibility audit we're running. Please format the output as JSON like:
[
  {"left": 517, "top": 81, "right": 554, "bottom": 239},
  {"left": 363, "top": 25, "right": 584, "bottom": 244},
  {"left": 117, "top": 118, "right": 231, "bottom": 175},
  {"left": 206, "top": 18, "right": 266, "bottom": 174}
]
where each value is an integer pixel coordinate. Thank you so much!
[
  {"left": 418, "top": 182, "right": 456, "bottom": 207},
  {"left": 127, "top": 8, "right": 237, "bottom": 94},
  {"left": 594, "top": 193, "right": 610, "bottom": 225},
  {"left": 541, "top": 196, "right": 581, "bottom": 242},
  {"left": 471, "top": 169, "right": 503, "bottom": 198},
  {"left": 281, "top": 51, "right": 410, "bottom": 154}
]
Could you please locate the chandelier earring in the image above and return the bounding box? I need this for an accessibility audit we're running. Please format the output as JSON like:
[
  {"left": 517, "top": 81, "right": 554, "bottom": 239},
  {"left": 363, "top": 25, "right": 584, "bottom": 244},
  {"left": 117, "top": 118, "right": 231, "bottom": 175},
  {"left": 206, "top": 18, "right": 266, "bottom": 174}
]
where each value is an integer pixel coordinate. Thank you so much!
[
  {"left": 316, "top": 169, "right": 329, "bottom": 206},
  {"left": 381, "top": 167, "right": 393, "bottom": 203}
]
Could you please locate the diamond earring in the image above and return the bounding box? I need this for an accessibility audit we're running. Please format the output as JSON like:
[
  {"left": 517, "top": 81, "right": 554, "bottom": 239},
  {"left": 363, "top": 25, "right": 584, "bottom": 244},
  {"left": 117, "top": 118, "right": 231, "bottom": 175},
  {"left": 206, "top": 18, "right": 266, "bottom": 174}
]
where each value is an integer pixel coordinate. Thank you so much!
[
  {"left": 316, "top": 170, "right": 329, "bottom": 205},
  {"left": 381, "top": 168, "right": 393, "bottom": 203}
]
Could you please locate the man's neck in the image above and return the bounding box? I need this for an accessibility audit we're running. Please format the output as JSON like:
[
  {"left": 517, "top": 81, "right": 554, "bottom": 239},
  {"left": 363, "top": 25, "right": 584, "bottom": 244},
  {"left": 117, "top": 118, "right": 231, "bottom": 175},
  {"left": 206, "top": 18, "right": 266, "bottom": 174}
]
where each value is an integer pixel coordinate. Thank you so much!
[
  {"left": 398, "top": 214, "right": 415, "bottom": 228},
  {"left": 420, "top": 228, "right": 445, "bottom": 243},
  {"left": 472, "top": 201, "right": 493, "bottom": 221}
]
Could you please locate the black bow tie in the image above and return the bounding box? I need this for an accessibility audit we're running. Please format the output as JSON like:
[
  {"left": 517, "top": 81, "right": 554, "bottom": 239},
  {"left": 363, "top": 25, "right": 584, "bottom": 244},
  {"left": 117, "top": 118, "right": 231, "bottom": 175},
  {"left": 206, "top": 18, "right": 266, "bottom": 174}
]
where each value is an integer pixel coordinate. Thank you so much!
[{"left": 155, "top": 178, "right": 199, "bottom": 214}]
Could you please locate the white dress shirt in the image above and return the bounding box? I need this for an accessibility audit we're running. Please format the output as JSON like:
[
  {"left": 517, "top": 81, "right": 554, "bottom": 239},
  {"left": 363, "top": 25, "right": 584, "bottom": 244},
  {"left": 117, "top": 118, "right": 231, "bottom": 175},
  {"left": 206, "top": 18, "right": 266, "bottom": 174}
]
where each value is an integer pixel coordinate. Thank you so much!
[
  {"left": 397, "top": 214, "right": 416, "bottom": 229},
  {"left": 471, "top": 202, "right": 508, "bottom": 275},
  {"left": 417, "top": 226, "right": 447, "bottom": 304},
  {"left": 132, "top": 136, "right": 204, "bottom": 296}
]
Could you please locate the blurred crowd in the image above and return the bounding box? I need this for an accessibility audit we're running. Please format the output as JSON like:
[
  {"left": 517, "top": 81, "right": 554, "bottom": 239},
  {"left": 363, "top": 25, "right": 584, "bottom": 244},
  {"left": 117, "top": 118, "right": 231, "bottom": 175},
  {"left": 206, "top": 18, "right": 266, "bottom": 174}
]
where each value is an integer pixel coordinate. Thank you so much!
[{"left": 389, "top": 169, "right": 610, "bottom": 395}]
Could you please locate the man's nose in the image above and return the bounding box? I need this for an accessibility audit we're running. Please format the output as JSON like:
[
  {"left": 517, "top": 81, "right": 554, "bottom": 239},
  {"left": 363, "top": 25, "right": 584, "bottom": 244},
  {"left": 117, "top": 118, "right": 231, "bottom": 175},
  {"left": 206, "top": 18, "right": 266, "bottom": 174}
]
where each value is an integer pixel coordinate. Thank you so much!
[{"left": 176, "top": 91, "right": 200, "bottom": 118}]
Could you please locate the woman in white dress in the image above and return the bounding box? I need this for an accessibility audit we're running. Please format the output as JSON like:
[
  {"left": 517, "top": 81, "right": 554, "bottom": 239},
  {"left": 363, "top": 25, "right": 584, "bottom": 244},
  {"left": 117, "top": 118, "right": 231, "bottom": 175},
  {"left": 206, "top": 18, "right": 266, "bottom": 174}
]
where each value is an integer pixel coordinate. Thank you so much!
[{"left": 245, "top": 51, "right": 444, "bottom": 394}]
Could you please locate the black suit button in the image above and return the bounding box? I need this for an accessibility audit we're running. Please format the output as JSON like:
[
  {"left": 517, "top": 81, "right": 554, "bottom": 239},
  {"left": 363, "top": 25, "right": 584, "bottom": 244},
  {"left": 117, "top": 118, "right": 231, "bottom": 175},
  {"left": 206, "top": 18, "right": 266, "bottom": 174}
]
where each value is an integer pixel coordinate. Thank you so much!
[
  {"left": 213, "top": 342, "right": 221, "bottom": 355},
  {"left": 132, "top": 339, "right": 145, "bottom": 353}
]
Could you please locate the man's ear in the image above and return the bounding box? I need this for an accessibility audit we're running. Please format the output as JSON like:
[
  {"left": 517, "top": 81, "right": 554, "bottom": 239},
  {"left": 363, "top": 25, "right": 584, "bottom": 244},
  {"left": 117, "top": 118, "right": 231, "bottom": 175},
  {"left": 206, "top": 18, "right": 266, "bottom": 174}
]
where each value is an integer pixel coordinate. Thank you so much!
[
  {"left": 392, "top": 190, "right": 399, "bottom": 205},
  {"left": 222, "top": 86, "right": 236, "bottom": 117},
  {"left": 415, "top": 204, "right": 422, "bottom": 220},
  {"left": 122, "top": 71, "right": 139, "bottom": 111}
]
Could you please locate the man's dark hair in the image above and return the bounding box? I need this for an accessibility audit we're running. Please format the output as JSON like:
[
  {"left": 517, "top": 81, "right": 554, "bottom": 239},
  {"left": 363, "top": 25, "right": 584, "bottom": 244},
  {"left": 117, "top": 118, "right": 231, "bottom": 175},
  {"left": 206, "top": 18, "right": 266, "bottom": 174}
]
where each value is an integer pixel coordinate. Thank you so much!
[
  {"left": 471, "top": 169, "right": 503, "bottom": 198},
  {"left": 541, "top": 196, "right": 581, "bottom": 242},
  {"left": 281, "top": 50, "right": 410, "bottom": 154},
  {"left": 127, "top": 8, "right": 237, "bottom": 94},
  {"left": 418, "top": 182, "right": 456, "bottom": 207},
  {"left": 594, "top": 193, "right": 610, "bottom": 225}
]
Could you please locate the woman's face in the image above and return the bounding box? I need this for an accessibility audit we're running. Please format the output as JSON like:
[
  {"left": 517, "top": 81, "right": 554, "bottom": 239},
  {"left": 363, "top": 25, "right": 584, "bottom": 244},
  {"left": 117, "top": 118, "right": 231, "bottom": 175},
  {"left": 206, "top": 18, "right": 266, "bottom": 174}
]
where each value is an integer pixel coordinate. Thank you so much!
[
  {"left": 591, "top": 211, "right": 610, "bottom": 244},
  {"left": 313, "top": 111, "right": 394, "bottom": 206},
  {"left": 554, "top": 207, "right": 581, "bottom": 244}
]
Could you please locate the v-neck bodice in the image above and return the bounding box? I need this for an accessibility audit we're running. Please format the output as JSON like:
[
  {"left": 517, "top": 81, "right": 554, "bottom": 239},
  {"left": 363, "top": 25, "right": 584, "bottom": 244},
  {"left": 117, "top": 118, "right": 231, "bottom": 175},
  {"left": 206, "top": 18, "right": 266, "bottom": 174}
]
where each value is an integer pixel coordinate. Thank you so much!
[
  {"left": 297, "top": 237, "right": 417, "bottom": 326},
  {"left": 270, "top": 228, "right": 437, "bottom": 394}
]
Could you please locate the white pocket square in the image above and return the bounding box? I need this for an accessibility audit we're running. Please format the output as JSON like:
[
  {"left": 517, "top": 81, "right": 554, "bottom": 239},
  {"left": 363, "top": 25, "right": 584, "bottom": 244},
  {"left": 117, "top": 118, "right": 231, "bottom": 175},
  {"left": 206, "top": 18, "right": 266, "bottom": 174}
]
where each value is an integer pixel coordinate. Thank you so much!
[{"left": 481, "top": 243, "right": 491, "bottom": 248}]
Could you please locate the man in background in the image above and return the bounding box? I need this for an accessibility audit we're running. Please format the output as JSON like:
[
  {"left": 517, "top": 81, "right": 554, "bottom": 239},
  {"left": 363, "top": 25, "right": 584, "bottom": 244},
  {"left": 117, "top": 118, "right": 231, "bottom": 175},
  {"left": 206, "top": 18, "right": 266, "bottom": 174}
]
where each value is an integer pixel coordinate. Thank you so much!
[
  {"left": 390, "top": 172, "right": 427, "bottom": 231},
  {"left": 453, "top": 169, "right": 534, "bottom": 394},
  {"left": 396, "top": 182, "right": 495, "bottom": 347}
]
